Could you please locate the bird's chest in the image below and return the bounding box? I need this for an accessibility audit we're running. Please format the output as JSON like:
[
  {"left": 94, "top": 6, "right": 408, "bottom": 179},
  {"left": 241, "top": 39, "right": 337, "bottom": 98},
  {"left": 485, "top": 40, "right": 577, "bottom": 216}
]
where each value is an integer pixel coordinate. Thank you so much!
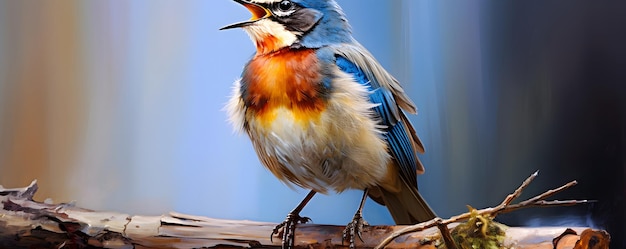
[
  {"left": 240, "top": 48, "right": 329, "bottom": 128},
  {"left": 231, "top": 50, "right": 390, "bottom": 192}
]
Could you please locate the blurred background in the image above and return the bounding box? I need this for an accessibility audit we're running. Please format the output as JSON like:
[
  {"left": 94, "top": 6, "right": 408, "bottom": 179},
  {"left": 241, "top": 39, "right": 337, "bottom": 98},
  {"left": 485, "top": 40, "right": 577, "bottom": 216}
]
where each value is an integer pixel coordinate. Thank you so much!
[{"left": 0, "top": 0, "right": 624, "bottom": 247}]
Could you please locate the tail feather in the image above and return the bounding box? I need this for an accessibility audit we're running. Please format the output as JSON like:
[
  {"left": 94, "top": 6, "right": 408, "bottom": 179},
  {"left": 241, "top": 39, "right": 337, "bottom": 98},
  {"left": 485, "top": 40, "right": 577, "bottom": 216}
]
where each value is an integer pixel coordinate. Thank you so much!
[{"left": 379, "top": 178, "right": 436, "bottom": 225}]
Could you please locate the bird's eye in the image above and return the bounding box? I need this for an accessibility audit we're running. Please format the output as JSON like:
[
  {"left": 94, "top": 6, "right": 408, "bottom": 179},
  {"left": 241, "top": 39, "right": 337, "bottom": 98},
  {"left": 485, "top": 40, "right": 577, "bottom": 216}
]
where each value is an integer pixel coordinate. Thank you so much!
[
  {"left": 278, "top": 1, "right": 294, "bottom": 12},
  {"left": 273, "top": 0, "right": 296, "bottom": 16}
]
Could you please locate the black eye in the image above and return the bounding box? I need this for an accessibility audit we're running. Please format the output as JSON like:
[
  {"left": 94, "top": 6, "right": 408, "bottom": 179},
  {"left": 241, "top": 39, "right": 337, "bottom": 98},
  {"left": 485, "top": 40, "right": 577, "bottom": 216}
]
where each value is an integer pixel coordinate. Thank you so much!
[
  {"left": 278, "top": 1, "right": 294, "bottom": 12},
  {"left": 272, "top": 0, "right": 296, "bottom": 17}
]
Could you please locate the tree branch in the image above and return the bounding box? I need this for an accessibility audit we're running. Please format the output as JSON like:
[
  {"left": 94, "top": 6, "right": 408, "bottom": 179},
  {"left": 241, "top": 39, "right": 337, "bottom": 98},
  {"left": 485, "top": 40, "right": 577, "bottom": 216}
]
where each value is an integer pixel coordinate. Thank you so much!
[{"left": 0, "top": 177, "right": 606, "bottom": 249}]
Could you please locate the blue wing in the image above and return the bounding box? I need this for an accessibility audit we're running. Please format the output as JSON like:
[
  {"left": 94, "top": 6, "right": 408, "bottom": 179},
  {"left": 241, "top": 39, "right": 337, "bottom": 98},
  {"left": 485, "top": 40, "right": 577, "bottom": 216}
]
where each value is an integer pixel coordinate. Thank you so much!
[{"left": 335, "top": 55, "right": 419, "bottom": 186}]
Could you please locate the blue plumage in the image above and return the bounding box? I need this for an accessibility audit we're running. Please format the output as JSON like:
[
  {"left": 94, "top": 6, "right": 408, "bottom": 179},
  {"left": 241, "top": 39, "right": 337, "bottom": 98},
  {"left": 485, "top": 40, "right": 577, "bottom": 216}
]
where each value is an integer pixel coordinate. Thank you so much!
[{"left": 291, "top": 0, "right": 353, "bottom": 48}]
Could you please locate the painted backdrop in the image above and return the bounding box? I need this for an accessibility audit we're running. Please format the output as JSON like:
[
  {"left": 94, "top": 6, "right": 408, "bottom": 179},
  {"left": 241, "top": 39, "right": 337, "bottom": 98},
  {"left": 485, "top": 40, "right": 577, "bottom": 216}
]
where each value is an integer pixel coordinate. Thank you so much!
[{"left": 1, "top": 1, "right": 624, "bottom": 247}]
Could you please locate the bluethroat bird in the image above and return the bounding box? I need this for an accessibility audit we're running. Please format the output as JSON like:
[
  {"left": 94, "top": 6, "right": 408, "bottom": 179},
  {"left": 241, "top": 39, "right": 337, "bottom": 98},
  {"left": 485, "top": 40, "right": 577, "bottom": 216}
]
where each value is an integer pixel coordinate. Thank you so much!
[{"left": 221, "top": 0, "right": 436, "bottom": 248}]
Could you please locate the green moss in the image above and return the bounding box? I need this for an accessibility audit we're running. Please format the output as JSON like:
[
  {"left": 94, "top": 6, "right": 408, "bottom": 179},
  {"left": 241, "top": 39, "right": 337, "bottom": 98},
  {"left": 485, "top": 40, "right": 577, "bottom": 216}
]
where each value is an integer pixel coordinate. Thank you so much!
[{"left": 439, "top": 206, "right": 508, "bottom": 249}]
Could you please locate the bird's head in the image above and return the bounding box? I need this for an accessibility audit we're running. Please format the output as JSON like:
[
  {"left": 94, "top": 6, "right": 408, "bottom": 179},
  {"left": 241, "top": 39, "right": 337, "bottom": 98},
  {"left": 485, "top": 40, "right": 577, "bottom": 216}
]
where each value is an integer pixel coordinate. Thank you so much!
[{"left": 221, "top": 0, "right": 352, "bottom": 54}]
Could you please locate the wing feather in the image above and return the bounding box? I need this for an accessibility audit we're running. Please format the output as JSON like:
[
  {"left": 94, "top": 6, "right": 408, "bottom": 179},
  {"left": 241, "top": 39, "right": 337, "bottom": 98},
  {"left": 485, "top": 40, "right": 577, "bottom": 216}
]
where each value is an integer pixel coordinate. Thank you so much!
[{"left": 329, "top": 43, "right": 426, "bottom": 186}]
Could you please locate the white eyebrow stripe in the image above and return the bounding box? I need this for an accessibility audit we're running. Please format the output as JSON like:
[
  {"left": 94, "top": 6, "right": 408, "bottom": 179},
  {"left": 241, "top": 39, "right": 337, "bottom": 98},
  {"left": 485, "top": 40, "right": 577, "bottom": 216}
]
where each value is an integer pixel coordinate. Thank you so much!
[{"left": 251, "top": 0, "right": 281, "bottom": 3}]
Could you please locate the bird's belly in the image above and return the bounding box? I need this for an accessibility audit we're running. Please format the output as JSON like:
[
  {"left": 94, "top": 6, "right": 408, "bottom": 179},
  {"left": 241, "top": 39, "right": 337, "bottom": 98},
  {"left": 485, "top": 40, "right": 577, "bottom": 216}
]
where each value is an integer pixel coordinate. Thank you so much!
[{"left": 246, "top": 102, "right": 390, "bottom": 193}]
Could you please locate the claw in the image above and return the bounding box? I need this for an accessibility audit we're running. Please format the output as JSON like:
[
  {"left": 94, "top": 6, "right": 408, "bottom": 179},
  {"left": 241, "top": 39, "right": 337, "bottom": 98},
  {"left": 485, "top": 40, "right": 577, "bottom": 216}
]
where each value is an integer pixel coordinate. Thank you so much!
[
  {"left": 342, "top": 212, "right": 369, "bottom": 249},
  {"left": 270, "top": 190, "right": 317, "bottom": 249},
  {"left": 271, "top": 213, "right": 311, "bottom": 248},
  {"left": 342, "top": 189, "right": 371, "bottom": 249}
]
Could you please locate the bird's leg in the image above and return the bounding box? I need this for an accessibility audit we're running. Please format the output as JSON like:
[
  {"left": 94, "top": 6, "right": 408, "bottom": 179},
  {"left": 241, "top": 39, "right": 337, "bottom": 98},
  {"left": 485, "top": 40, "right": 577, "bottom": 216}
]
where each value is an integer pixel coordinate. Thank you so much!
[
  {"left": 343, "top": 189, "right": 370, "bottom": 249},
  {"left": 272, "top": 190, "right": 316, "bottom": 249}
]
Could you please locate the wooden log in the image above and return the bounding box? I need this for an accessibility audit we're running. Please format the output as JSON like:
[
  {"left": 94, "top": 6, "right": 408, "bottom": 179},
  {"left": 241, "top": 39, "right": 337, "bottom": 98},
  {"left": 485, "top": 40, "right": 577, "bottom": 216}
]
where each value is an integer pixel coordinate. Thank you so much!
[{"left": 0, "top": 181, "right": 608, "bottom": 248}]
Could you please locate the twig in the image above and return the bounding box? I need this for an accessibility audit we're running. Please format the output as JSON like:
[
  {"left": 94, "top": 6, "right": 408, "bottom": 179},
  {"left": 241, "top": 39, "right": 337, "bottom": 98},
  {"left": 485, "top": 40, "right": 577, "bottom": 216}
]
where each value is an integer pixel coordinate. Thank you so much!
[
  {"left": 502, "top": 199, "right": 594, "bottom": 214},
  {"left": 375, "top": 171, "right": 589, "bottom": 249},
  {"left": 499, "top": 170, "right": 539, "bottom": 208},
  {"left": 517, "top": 180, "right": 577, "bottom": 206},
  {"left": 499, "top": 180, "right": 585, "bottom": 214}
]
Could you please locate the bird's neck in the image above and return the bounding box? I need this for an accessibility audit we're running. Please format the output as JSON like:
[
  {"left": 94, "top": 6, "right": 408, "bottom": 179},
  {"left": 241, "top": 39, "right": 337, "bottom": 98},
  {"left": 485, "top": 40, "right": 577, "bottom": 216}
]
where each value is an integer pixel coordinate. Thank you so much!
[
  {"left": 244, "top": 18, "right": 300, "bottom": 55},
  {"left": 254, "top": 34, "right": 289, "bottom": 55}
]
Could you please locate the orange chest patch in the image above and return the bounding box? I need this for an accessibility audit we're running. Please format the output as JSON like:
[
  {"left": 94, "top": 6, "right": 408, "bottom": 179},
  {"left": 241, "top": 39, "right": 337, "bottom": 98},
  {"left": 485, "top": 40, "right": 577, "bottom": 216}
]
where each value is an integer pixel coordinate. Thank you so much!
[
  {"left": 241, "top": 48, "right": 329, "bottom": 124},
  {"left": 255, "top": 35, "right": 282, "bottom": 55}
]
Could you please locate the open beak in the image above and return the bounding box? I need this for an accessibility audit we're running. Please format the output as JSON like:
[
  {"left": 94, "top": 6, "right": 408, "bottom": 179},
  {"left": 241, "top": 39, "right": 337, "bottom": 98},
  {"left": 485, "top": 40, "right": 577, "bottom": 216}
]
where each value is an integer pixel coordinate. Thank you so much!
[{"left": 220, "top": 0, "right": 271, "bottom": 30}]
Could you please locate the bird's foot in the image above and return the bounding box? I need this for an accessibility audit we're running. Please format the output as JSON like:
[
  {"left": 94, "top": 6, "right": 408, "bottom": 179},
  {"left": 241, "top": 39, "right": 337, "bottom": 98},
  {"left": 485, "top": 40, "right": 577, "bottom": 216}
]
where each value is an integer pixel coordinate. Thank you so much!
[
  {"left": 342, "top": 212, "right": 369, "bottom": 249},
  {"left": 271, "top": 213, "right": 311, "bottom": 249}
]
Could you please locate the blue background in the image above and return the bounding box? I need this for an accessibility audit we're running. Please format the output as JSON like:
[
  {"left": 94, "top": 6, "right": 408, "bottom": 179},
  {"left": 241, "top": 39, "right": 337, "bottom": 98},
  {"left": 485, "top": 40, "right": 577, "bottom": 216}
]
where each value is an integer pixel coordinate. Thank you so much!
[{"left": 0, "top": 1, "right": 624, "bottom": 247}]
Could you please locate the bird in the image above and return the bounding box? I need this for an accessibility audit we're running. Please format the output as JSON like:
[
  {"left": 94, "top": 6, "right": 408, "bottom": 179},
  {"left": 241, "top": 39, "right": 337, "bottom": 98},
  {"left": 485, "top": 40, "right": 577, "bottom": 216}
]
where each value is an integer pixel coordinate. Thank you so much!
[{"left": 221, "top": 0, "right": 436, "bottom": 248}]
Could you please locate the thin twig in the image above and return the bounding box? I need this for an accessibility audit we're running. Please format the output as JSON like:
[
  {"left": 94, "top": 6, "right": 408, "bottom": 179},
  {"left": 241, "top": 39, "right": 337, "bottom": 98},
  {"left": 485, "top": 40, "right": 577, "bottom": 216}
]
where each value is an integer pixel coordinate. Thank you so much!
[
  {"left": 375, "top": 171, "right": 589, "bottom": 249},
  {"left": 501, "top": 199, "right": 594, "bottom": 214},
  {"left": 518, "top": 180, "right": 577, "bottom": 206},
  {"left": 499, "top": 170, "right": 539, "bottom": 208}
]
